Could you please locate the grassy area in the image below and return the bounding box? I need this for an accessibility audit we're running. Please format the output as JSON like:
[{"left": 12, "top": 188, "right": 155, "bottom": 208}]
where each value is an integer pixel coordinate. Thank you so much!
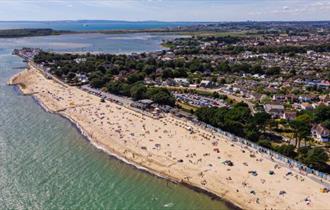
[
  {"left": 166, "top": 86, "right": 214, "bottom": 96},
  {"left": 176, "top": 101, "right": 198, "bottom": 112}
]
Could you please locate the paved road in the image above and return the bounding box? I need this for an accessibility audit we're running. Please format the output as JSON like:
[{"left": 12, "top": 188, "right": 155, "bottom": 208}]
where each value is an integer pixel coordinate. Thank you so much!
[{"left": 80, "top": 85, "right": 132, "bottom": 107}]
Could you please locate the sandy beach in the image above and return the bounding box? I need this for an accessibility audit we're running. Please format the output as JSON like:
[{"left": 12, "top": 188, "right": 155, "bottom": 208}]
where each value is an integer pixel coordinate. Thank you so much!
[{"left": 9, "top": 67, "right": 330, "bottom": 210}]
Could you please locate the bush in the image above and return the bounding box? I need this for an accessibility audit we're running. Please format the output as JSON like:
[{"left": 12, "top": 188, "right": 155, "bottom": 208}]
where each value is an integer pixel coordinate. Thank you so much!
[
  {"left": 146, "top": 88, "right": 175, "bottom": 106},
  {"left": 275, "top": 144, "right": 297, "bottom": 158},
  {"left": 107, "top": 81, "right": 123, "bottom": 95},
  {"left": 130, "top": 83, "right": 147, "bottom": 100},
  {"left": 315, "top": 105, "right": 330, "bottom": 123},
  {"left": 90, "top": 77, "right": 106, "bottom": 88},
  {"left": 298, "top": 147, "right": 329, "bottom": 171},
  {"left": 257, "top": 139, "right": 273, "bottom": 149}
]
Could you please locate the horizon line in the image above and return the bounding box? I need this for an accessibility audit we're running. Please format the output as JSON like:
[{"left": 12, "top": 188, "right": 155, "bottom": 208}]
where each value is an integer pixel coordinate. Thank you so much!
[{"left": 1, "top": 19, "right": 330, "bottom": 23}]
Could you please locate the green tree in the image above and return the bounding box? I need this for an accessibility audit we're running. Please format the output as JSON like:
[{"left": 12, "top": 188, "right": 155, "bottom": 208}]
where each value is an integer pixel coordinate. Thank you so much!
[
  {"left": 107, "top": 80, "right": 123, "bottom": 95},
  {"left": 162, "top": 68, "right": 174, "bottom": 79},
  {"left": 212, "top": 108, "right": 227, "bottom": 128},
  {"left": 173, "top": 68, "right": 188, "bottom": 78},
  {"left": 143, "top": 65, "right": 155, "bottom": 74},
  {"left": 266, "top": 66, "right": 281, "bottom": 75},
  {"left": 90, "top": 77, "right": 106, "bottom": 88},
  {"left": 289, "top": 120, "right": 311, "bottom": 148},
  {"left": 296, "top": 113, "right": 313, "bottom": 124},
  {"left": 322, "top": 120, "right": 330, "bottom": 129},
  {"left": 121, "top": 83, "right": 132, "bottom": 96},
  {"left": 127, "top": 72, "right": 145, "bottom": 84},
  {"left": 244, "top": 124, "right": 261, "bottom": 141},
  {"left": 250, "top": 112, "right": 271, "bottom": 133},
  {"left": 130, "top": 83, "right": 147, "bottom": 100},
  {"left": 315, "top": 105, "right": 330, "bottom": 123},
  {"left": 275, "top": 144, "right": 296, "bottom": 158},
  {"left": 257, "top": 139, "right": 272, "bottom": 149},
  {"left": 146, "top": 88, "right": 175, "bottom": 106},
  {"left": 298, "top": 147, "right": 329, "bottom": 171}
]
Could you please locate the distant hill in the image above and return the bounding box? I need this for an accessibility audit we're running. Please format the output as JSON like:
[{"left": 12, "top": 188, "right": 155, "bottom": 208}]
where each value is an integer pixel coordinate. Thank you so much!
[{"left": 0, "top": 28, "right": 69, "bottom": 38}]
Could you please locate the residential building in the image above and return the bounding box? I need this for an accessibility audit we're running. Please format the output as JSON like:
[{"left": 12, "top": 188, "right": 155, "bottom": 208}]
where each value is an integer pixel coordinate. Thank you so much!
[
  {"left": 282, "top": 111, "right": 297, "bottom": 121},
  {"left": 174, "top": 78, "right": 190, "bottom": 87},
  {"left": 264, "top": 104, "right": 285, "bottom": 118},
  {"left": 199, "top": 80, "right": 212, "bottom": 88},
  {"left": 312, "top": 124, "right": 330, "bottom": 143},
  {"left": 301, "top": 102, "right": 314, "bottom": 110}
]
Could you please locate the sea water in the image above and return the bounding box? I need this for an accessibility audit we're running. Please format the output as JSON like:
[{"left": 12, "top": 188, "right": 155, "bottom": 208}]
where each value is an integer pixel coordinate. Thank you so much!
[{"left": 0, "top": 34, "right": 233, "bottom": 210}]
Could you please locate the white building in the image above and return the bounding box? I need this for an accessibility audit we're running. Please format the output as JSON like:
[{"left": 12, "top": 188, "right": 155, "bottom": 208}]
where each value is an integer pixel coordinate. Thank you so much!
[
  {"left": 312, "top": 124, "right": 330, "bottom": 143},
  {"left": 264, "top": 104, "right": 284, "bottom": 118},
  {"left": 174, "top": 78, "right": 190, "bottom": 87}
]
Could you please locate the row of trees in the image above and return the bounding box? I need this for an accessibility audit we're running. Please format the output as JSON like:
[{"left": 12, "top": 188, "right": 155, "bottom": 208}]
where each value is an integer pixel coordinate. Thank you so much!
[
  {"left": 106, "top": 81, "right": 175, "bottom": 106},
  {"left": 272, "top": 144, "right": 329, "bottom": 172},
  {"left": 195, "top": 103, "right": 271, "bottom": 141},
  {"left": 35, "top": 52, "right": 177, "bottom": 106},
  {"left": 195, "top": 104, "right": 329, "bottom": 173},
  {"left": 0, "top": 28, "right": 61, "bottom": 38}
]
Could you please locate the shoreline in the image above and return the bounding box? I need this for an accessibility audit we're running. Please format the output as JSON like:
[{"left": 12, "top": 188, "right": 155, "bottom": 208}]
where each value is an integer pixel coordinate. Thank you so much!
[
  {"left": 9, "top": 68, "right": 330, "bottom": 210},
  {"left": 10, "top": 75, "right": 241, "bottom": 210},
  {"left": 61, "top": 109, "right": 240, "bottom": 210}
]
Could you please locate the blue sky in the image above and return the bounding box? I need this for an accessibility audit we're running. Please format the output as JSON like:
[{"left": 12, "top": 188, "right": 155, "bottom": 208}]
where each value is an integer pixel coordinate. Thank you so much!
[{"left": 0, "top": 0, "right": 329, "bottom": 21}]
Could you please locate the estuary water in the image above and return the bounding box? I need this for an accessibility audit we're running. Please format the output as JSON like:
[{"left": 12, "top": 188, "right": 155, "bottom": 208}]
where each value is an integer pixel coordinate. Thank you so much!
[
  {"left": 0, "top": 20, "right": 202, "bottom": 31},
  {"left": 0, "top": 33, "right": 232, "bottom": 210}
]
